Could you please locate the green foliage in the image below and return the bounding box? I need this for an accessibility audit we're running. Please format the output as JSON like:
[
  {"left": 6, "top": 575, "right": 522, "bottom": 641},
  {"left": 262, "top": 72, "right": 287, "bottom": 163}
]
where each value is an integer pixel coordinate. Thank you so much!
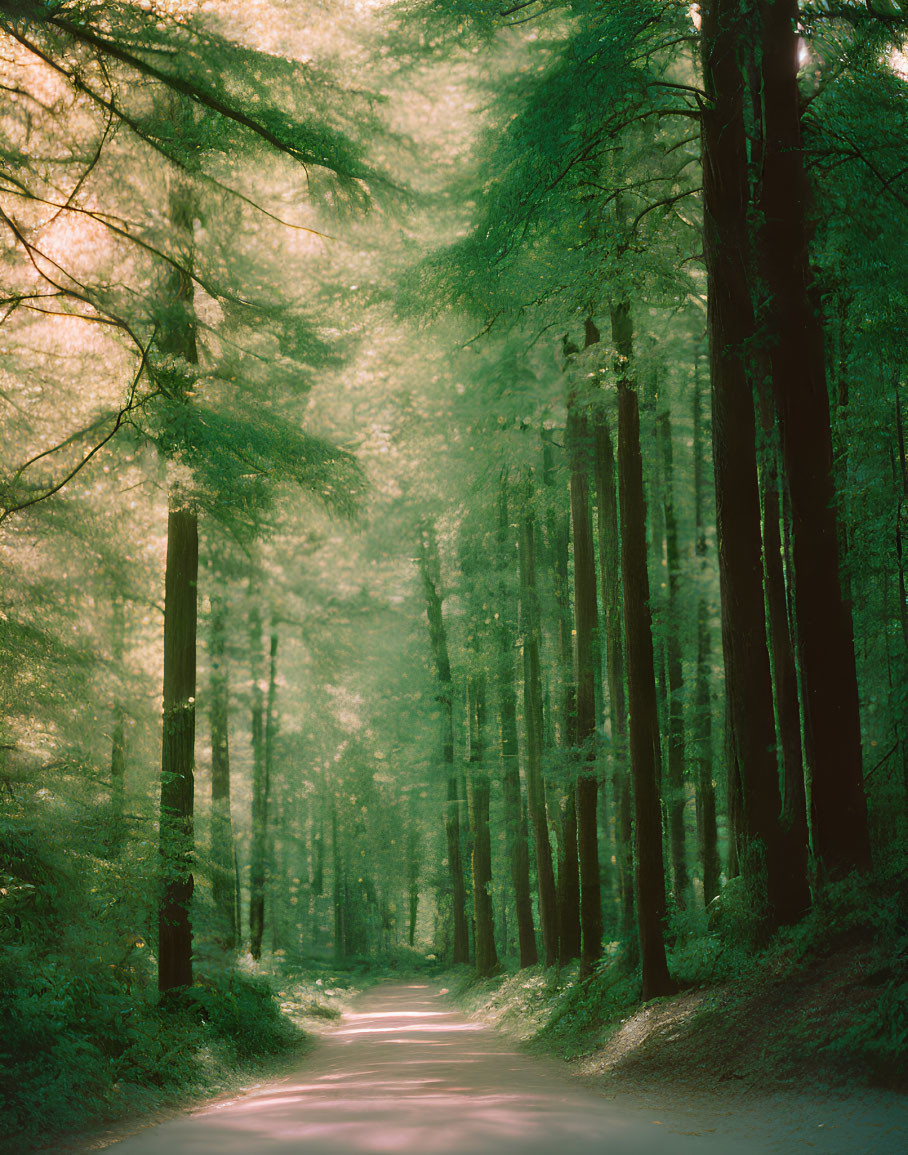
[
  {"left": 150, "top": 400, "right": 365, "bottom": 530},
  {"left": 4, "top": 1, "right": 380, "bottom": 196},
  {"left": 186, "top": 970, "right": 303, "bottom": 1061}
]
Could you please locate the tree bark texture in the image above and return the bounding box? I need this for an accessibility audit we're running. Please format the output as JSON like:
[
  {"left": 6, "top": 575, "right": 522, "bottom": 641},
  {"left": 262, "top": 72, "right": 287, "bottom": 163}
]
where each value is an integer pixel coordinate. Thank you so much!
[
  {"left": 612, "top": 302, "right": 673, "bottom": 999},
  {"left": 157, "top": 505, "right": 198, "bottom": 992},
  {"left": 156, "top": 175, "right": 199, "bottom": 994},
  {"left": 700, "top": 0, "right": 797, "bottom": 929},
  {"left": 757, "top": 0, "right": 871, "bottom": 877}
]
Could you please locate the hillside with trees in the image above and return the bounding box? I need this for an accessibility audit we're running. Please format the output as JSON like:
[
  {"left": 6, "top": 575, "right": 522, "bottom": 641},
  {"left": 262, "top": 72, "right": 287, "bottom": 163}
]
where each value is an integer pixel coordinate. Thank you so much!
[{"left": 0, "top": 1, "right": 906, "bottom": 1151}]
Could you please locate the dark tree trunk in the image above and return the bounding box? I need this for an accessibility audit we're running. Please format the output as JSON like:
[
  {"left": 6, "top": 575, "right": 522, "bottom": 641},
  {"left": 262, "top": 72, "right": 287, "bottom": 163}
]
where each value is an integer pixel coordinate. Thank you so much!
[
  {"left": 518, "top": 484, "right": 559, "bottom": 967},
  {"left": 158, "top": 505, "right": 198, "bottom": 993},
  {"left": 692, "top": 374, "right": 721, "bottom": 907},
  {"left": 725, "top": 695, "right": 742, "bottom": 880},
  {"left": 407, "top": 814, "right": 419, "bottom": 948},
  {"left": 108, "top": 596, "right": 127, "bottom": 857},
  {"left": 419, "top": 524, "right": 470, "bottom": 965},
  {"left": 156, "top": 177, "right": 199, "bottom": 995},
  {"left": 542, "top": 435, "right": 581, "bottom": 965},
  {"left": 758, "top": 396, "right": 810, "bottom": 909},
  {"left": 209, "top": 594, "right": 238, "bottom": 950},
  {"left": 557, "top": 790, "right": 581, "bottom": 965},
  {"left": 594, "top": 415, "right": 635, "bottom": 949},
  {"left": 658, "top": 410, "right": 690, "bottom": 908},
  {"left": 700, "top": 0, "right": 799, "bottom": 930},
  {"left": 757, "top": 0, "right": 871, "bottom": 878},
  {"left": 248, "top": 600, "right": 267, "bottom": 960},
  {"left": 496, "top": 475, "right": 538, "bottom": 967},
  {"left": 612, "top": 302, "right": 673, "bottom": 999},
  {"left": 467, "top": 675, "right": 499, "bottom": 978},
  {"left": 567, "top": 401, "right": 603, "bottom": 978}
]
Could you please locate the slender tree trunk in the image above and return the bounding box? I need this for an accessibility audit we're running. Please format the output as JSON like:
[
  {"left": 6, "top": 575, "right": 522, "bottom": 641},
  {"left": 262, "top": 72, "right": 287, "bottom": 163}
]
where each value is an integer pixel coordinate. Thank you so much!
[
  {"left": 658, "top": 410, "right": 690, "bottom": 908},
  {"left": 894, "top": 378, "right": 908, "bottom": 657},
  {"left": 518, "top": 484, "right": 559, "bottom": 966},
  {"left": 467, "top": 674, "right": 498, "bottom": 978},
  {"left": 594, "top": 415, "right": 635, "bottom": 949},
  {"left": 332, "top": 803, "right": 344, "bottom": 964},
  {"left": 248, "top": 599, "right": 267, "bottom": 960},
  {"left": 496, "top": 474, "right": 538, "bottom": 967},
  {"left": 419, "top": 524, "right": 470, "bottom": 964},
  {"left": 612, "top": 302, "right": 673, "bottom": 999},
  {"left": 157, "top": 175, "right": 199, "bottom": 994},
  {"left": 757, "top": 0, "right": 871, "bottom": 878},
  {"left": 542, "top": 435, "right": 581, "bottom": 965},
  {"left": 700, "top": 0, "right": 799, "bottom": 930},
  {"left": 158, "top": 506, "right": 198, "bottom": 992},
  {"left": 692, "top": 373, "right": 721, "bottom": 907},
  {"left": 567, "top": 397, "right": 603, "bottom": 978},
  {"left": 265, "top": 632, "right": 278, "bottom": 944},
  {"left": 407, "top": 812, "right": 419, "bottom": 948},
  {"left": 209, "top": 594, "right": 237, "bottom": 950},
  {"left": 108, "top": 596, "right": 127, "bottom": 857}
]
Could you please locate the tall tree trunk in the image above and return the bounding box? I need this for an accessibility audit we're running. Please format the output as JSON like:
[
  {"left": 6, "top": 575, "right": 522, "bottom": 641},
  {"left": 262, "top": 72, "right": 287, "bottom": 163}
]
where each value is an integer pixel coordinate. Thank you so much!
[
  {"left": 612, "top": 301, "right": 673, "bottom": 999},
  {"left": 265, "top": 632, "right": 278, "bottom": 943},
  {"left": 467, "top": 674, "right": 499, "bottom": 978},
  {"left": 594, "top": 414, "right": 635, "bottom": 949},
  {"left": 496, "top": 474, "right": 538, "bottom": 967},
  {"left": 108, "top": 596, "right": 127, "bottom": 857},
  {"left": 757, "top": 0, "right": 871, "bottom": 878},
  {"left": 542, "top": 435, "right": 581, "bottom": 965},
  {"left": 157, "top": 176, "right": 199, "bottom": 994},
  {"left": 209, "top": 594, "right": 237, "bottom": 950},
  {"left": 692, "top": 371, "right": 721, "bottom": 907},
  {"left": 758, "top": 394, "right": 810, "bottom": 909},
  {"left": 407, "top": 811, "right": 419, "bottom": 948},
  {"left": 567, "top": 396, "right": 603, "bottom": 978},
  {"left": 658, "top": 409, "right": 690, "bottom": 908},
  {"left": 248, "top": 599, "right": 267, "bottom": 960},
  {"left": 419, "top": 523, "right": 470, "bottom": 965},
  {"left": 700, "top": 0, "right": 799, "bottom": 930},
  {"left": 518, "top": 484, "right": 559, "bottom": 967},
  {"left": 332, "top": 803, "right": 345, "bottom": 964},
  {"left": 158, "top": 505, "right": 198, "bottom": 992}
]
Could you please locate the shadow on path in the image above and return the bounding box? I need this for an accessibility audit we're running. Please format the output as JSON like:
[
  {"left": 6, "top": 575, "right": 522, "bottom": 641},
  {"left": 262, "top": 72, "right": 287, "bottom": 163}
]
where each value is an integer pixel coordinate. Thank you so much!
[{"left": 93, "top": 983, "right": 899, "bottom": 1154}]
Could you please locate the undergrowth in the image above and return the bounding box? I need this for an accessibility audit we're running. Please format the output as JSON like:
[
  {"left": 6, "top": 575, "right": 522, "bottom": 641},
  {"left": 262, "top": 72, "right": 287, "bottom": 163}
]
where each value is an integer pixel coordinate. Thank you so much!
[
  {"left": 0, "top": 952, "right": 308, "bottom": 1153},
  {"left": 453, "top": 844, "right": 908, "bottom": 1087}
]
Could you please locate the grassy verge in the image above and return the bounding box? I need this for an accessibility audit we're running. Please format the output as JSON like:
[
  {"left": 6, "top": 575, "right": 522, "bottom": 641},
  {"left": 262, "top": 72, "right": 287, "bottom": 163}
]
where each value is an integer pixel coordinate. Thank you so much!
[
  {"left": 0, "top": 953, "right": 362, "bottom": 1155},
  {"left": 447, "top": 854, "right": 908, "bottom": 1096}
]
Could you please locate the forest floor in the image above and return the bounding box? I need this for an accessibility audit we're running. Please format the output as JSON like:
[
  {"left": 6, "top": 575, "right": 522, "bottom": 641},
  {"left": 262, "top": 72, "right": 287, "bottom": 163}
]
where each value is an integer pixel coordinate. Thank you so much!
[
  {"left": 454, "top": 936, "right": 907, "bottom": 1151},
  {"left": 49, "top": 974, "right": 905, "bottom": 1154}
]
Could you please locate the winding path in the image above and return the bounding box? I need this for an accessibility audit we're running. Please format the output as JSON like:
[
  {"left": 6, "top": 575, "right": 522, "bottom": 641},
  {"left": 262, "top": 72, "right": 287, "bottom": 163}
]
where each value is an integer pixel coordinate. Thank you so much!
[{"left": 97, "top": 983, "right": 901, "bottom": 1154}]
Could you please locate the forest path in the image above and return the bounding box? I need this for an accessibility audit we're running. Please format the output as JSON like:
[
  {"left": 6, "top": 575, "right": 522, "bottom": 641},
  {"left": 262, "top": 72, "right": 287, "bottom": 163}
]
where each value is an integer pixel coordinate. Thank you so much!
[{"left": 97, "top": 982, "right": 900, "bottom": 1154}]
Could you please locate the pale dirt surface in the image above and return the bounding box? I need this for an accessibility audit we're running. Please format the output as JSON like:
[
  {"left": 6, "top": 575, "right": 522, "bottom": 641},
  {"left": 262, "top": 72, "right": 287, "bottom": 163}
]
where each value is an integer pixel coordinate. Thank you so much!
[{"left": 51, "top": 982, "right": 905, "bottom": 1154}]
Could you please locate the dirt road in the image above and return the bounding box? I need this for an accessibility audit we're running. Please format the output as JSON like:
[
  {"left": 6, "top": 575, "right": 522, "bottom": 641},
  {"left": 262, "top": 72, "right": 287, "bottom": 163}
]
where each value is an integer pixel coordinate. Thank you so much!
[{"left": 89, "top": 983, "right": 902, "bottom": 1154}]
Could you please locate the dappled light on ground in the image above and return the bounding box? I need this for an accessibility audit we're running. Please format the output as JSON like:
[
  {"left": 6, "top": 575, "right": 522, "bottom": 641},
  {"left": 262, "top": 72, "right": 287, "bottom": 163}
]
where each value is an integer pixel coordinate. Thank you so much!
[{"left": 100, "top": 984, "right": 792, "bottom": 1154}]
